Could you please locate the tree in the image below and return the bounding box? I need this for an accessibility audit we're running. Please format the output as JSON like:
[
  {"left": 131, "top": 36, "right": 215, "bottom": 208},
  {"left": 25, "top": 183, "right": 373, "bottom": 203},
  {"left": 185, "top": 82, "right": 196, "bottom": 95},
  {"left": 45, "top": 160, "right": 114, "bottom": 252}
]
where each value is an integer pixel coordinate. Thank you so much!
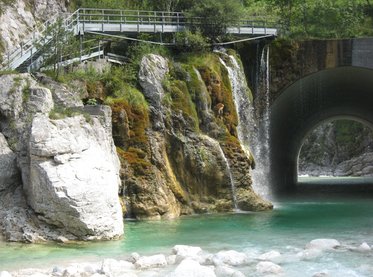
[
  {"left": 35, "top": 17, "right": 79, "bottom": 76},
  {"left": 185, "top": 0, "right": 243, "bottom": 41}
]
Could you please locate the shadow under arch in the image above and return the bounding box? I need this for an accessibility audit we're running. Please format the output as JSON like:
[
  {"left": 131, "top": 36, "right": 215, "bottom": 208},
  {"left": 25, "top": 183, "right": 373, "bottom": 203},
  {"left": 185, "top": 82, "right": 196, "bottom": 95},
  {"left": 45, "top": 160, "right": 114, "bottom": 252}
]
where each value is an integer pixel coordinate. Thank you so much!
[{"left": 269, "top": 66, "right": 373, "bottom": 195}]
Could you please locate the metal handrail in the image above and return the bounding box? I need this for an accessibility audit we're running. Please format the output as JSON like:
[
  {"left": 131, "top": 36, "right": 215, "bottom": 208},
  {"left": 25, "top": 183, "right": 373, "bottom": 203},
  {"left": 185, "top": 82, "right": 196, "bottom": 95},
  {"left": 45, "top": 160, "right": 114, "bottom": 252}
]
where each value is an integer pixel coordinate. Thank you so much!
[{"left": 1, "top": 8, "right": 278, "bottom": 71}]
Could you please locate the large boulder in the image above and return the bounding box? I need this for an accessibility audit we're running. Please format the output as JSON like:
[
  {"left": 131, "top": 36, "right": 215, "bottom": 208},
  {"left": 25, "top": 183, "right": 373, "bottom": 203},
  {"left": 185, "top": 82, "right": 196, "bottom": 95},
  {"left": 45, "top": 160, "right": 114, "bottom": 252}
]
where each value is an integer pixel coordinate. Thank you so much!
[{"left": 28, "top": 114, "right": 123, "bottom": 239}]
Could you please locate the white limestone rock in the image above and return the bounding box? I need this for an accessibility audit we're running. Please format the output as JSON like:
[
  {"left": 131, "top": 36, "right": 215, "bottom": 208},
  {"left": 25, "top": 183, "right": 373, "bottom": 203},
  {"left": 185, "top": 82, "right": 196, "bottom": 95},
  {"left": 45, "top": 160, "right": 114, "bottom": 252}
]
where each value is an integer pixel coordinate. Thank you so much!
[
  {"left": 358, "top": 242, "right": 371, "bottom": 252},
  {"left": 306, "top": 239, "right": 341, "bottom": 251},
  {"left": 258, "top": 250, "right": 282, "bottom": 262},
  {"left": 212, "top": 250, "right": 248, "bottom": 266},
  {"left": 101, "top": 259, "right": 135, "bottom": 275},
  {"left": 256, "top": 261, "right": 283, "bottom": 275},
  {"left": 0, "top": 133, "right": 19, "bottom": 191},
  {"left": 134, "top": 254, "right": 168, "bottom": 269},
  {"left": 138, "top": 54, "right": 169, "bottom": 130},
  {"left": 0, "top": 271, "right": 12, "bottom": 277},
  {"left": 28, "top": 114, "right": 123, "bottom": 240},
  {"left": 138, "top": 54, "right": 168, "bottom": 106},
  {"left": 215, "top": 266, "right": 245, "bottom": 277},
  {"left": 0, "top": 0, "right": 67, "bottom": 53},
  {"left": 167, "top": 258, "right": 216, "bottom": 277},
  {"left": 296, "top": 248, "right": 323, "bottom": 261},
  {"left": 172, "top": 245, "right": 203, "bottom": 258}
]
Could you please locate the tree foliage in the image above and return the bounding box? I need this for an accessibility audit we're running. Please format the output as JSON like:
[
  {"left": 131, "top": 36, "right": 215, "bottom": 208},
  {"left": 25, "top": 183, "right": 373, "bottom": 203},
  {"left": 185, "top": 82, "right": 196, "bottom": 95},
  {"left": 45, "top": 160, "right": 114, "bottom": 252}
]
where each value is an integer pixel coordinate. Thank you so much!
[
  {"left": 185, "top": 0, "right": 243, "bottom": 41},
  {"left": 69, "top": 0, "right": 373, "bottom": 39}
]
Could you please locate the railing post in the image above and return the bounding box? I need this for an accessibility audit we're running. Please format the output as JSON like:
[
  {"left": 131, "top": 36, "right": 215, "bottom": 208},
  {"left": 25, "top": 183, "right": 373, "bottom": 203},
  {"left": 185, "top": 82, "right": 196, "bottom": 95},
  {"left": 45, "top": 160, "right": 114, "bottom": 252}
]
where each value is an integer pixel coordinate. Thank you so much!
[
  {"left": 177, "top": 12, "right": 180, "bottom": 31},
  {"left": 98, "top": 40, "right": 101, "bottom": 60},
  {"left": 161, "top": 12, "right": 164, "bottom": 33},
  {"left": 79, "top": 34, "right": 83, "bottom": 63},
  {"left": 102, "top": 9, "right": 104, "bottom": 32},
  {"left": 120, "top": 10, "right": 123, "bottom": 32},
  {"left": 137, "top": 11, "right": 140, "bottom": 32}
]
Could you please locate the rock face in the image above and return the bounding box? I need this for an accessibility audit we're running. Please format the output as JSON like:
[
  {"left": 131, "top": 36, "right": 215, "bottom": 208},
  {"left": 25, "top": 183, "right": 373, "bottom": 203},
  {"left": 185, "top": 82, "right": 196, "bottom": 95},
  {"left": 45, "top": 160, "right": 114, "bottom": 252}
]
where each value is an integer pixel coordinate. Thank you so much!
[
  {"left": 0, "top": 0, "right": 68, "bottom": 56},
  {"left": 0, "top": 73, "right": 123, "bottom": 242},
  {"left": 0, "top": 133, "right": 19, "bottom": 192},
  {"left": 116, "top": 53, "right": 272, "bottom": 219}
]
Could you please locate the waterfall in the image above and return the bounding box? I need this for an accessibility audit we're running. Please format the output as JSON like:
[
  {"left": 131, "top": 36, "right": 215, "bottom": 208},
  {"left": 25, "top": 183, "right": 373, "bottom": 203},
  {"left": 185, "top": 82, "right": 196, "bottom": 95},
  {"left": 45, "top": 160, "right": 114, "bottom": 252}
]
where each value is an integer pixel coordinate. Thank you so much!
[
  {"left": 217, "top": 144, "right": 238, "bottom": 210},
  {"left": 253, "top": 45, "right": 271, "bottom": 200},
  {"left": 218, "top": 47, "right": 272, "bottom": 200}
]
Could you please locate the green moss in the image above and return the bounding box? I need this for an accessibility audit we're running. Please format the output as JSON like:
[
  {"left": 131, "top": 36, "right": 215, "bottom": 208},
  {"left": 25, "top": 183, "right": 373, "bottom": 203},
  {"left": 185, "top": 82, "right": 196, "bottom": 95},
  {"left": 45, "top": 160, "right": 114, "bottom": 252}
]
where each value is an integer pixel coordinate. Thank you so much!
[
  {"left": 117, "top": 147, "right": 151, "bottom": 176},
  {"left": 0, "top": 70, "right": 17, "bottom": 76},
  {"left": 107, "top": 98, "right": 149, "bottom": 149},
  {"left": 22, "top": 79, "right": 30, "bottom": 102},
  {"left": 49, "top": 106, "right": 82, "bottom": 120},
  {"left": 164, "top": 79, "right": 199, "bottom": 131}
]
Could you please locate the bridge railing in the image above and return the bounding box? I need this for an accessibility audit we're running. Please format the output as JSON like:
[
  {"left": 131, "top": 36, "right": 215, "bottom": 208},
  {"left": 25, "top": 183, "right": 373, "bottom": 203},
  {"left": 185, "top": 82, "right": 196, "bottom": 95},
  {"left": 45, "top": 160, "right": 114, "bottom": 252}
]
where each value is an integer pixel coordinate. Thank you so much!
[{"left": 1, "top": 8, "right": 278, "bottom": 71}]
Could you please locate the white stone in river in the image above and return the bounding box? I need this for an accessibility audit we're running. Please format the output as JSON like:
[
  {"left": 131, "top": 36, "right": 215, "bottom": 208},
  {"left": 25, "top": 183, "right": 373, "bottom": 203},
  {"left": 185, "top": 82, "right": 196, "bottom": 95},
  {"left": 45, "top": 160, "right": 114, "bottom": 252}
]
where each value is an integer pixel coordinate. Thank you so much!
[
  {"left": 167, "top": 255, "right": 177, "bottom": 265},
  {"left": 306, "top": 239, "right": 341, "bottom": 250},
  {"left": 358, "top": 242, "right": 371, "bottom": 252},
  {"left": 258, "top": 250, "right": 282, "bottom": 261},
  {"left": 101, "top": 258, "right": 135, "bottom": 274},
  {"left": 134, "top": 254, "right": 167, "bottom": 269},
  {"left": 256, "top": 261, "right": 283, "bottom": 275},
  {"left": 213, "top": 250, "right": 248, "bottom": 266},
  {"left": 167, "top": 258, "right": 216, "bottom": 277},
  {"left": 0, "top": 272, "right": 12, "bottom": 277},
  {"left": 296, "top": 248, "right": 323, "bottom": 260},
  {"left": 215, "top": 266, "right": 245, "bottom": 277},
  {"left": 172, "top": 245, "right": 203, "bottom": 257},
  {"left": 312, "top": 272, "right": 329, "bottom": 277}
]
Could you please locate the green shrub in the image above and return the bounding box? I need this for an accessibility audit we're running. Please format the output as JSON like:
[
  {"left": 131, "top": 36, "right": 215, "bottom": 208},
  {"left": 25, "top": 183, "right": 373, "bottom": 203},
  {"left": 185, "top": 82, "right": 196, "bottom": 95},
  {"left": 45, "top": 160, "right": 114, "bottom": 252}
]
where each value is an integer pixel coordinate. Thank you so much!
[{"left": 175, "top": 30, "right": 209, "bottom": 53}]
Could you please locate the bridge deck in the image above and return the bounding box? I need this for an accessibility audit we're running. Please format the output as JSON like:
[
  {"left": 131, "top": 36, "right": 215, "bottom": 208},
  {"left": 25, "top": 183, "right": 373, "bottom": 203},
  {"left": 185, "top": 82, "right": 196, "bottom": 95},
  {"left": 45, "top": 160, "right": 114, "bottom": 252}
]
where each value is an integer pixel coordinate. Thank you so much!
[
  {"left": 77, "top": 23, "right": 277, "bottom": 36},
  {"left": 2, "top": 8, "right": 278, "bottom": 71}
]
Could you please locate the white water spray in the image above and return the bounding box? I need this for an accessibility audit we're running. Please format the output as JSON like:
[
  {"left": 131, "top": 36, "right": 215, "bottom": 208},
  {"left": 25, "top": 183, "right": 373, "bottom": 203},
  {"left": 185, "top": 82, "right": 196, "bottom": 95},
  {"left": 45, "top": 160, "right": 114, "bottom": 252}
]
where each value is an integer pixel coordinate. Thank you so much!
[
  {"left": 216, "top": 143, "right": 238, "bottom": 210},
  {"left": 218, "top": 47, "right": 272, "bottom": 200}
]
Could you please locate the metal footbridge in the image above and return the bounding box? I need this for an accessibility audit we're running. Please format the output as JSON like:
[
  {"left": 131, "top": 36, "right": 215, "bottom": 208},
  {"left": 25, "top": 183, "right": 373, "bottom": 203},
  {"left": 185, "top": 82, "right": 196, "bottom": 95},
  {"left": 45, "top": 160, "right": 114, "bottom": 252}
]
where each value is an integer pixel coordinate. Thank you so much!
[{"left": 1, "top": 8, "right": 278, "bottom": 72}]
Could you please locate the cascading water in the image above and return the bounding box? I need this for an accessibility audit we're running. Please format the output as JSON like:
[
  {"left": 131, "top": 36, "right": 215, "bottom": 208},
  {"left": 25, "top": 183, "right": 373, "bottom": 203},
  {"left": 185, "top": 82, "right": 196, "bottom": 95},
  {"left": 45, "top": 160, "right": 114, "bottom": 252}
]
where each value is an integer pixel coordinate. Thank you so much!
[
  {"left": 218, "top": 47, "right": 272, "bottom": 200},
  {"left": 216, "top": 143, "right": 238, "bottom": 210},
  {"left": 252, "top": 45, "right": 271, "bottom": 199}
]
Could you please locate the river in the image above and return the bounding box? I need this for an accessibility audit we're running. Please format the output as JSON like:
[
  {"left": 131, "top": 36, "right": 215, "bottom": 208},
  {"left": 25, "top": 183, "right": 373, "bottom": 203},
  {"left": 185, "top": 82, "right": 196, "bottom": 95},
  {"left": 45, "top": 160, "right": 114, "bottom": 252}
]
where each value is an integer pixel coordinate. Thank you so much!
[{"left": 2, "top": 198, "right": 373, "bottom": 276}]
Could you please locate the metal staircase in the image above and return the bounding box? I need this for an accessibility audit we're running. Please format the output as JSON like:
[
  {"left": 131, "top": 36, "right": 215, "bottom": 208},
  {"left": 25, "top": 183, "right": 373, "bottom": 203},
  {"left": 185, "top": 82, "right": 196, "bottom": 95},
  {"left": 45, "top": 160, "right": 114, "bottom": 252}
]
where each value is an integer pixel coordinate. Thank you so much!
[{"left": 1, "top": 8, "right": 278, "bottom": 72}]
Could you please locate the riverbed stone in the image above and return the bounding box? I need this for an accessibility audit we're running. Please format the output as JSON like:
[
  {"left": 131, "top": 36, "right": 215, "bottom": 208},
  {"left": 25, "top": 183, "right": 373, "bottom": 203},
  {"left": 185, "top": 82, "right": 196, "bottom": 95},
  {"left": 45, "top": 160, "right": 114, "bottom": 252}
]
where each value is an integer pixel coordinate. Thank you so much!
[
  {"left": 306, "top": 239, "right": 341, "bottom": 251},
  {"left": 215, "top": 266, "right": 245, "bottom": 277},
  {"left": 101, "top": 259, "right": 135, "bottom": 275},
  {"left": 168, "top": 258, "right": 216, "bottom": 277},
  {"left": 258, "top": 250, "right": 282, "bottom": 262},
  {"left": 134, "top": 254, "right": 168, "bottom": 269},
  {"left": 213, "top": 250, "right": 248, "bottom": 266},
  {"left": 0, "top": 271, "right": 12, "bottom": 277},
  {"left": 296, "top": 248, "right": 323, "bottom": 261},
  {"left": 172, "top": 245, "right": 203, "bottom": 258},
  {"left": 256, "top": 261, "right": 283, "bottom": 275}
]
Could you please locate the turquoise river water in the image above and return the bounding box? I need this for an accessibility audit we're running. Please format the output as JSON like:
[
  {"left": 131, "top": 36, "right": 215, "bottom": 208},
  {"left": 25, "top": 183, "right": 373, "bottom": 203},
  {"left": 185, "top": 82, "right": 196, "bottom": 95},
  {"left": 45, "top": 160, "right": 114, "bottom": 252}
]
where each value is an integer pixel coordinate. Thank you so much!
[{"left": 2, "top": 198, "right": 373, "bottom": 276}]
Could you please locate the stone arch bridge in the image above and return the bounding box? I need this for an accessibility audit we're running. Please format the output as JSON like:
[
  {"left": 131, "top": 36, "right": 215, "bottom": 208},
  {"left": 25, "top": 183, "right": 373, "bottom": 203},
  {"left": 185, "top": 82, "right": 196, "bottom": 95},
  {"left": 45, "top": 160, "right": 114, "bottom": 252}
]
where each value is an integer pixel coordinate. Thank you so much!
[{"left": 239, "top": 38, "right": 373, "bottom": 195}]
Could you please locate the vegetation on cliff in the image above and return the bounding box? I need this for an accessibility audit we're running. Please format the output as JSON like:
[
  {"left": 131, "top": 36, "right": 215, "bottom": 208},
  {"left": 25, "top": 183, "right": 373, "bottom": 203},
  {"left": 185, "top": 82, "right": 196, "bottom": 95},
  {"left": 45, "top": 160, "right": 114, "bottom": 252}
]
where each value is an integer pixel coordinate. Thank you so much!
[{"left": 69, "top": 0, "right": 373, "bottom": 39}]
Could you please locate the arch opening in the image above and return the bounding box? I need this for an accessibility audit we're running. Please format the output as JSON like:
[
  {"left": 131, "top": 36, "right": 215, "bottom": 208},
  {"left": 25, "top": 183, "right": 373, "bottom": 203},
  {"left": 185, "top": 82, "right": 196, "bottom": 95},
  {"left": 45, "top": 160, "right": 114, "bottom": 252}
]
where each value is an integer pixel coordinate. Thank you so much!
[
  {"left": 297, "top": 117, "right": 373, "bottom": 187},
  {"left": 269, "top": 66, "right": 373, "bottom": 196}
]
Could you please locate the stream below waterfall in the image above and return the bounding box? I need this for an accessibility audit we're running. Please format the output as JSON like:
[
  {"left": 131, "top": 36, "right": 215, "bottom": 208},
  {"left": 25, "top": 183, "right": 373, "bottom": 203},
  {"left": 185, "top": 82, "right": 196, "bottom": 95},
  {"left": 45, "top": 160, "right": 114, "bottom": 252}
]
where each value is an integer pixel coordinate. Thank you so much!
[{"left": 2, "top": 198, "right": 373, "bottom": 276}]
